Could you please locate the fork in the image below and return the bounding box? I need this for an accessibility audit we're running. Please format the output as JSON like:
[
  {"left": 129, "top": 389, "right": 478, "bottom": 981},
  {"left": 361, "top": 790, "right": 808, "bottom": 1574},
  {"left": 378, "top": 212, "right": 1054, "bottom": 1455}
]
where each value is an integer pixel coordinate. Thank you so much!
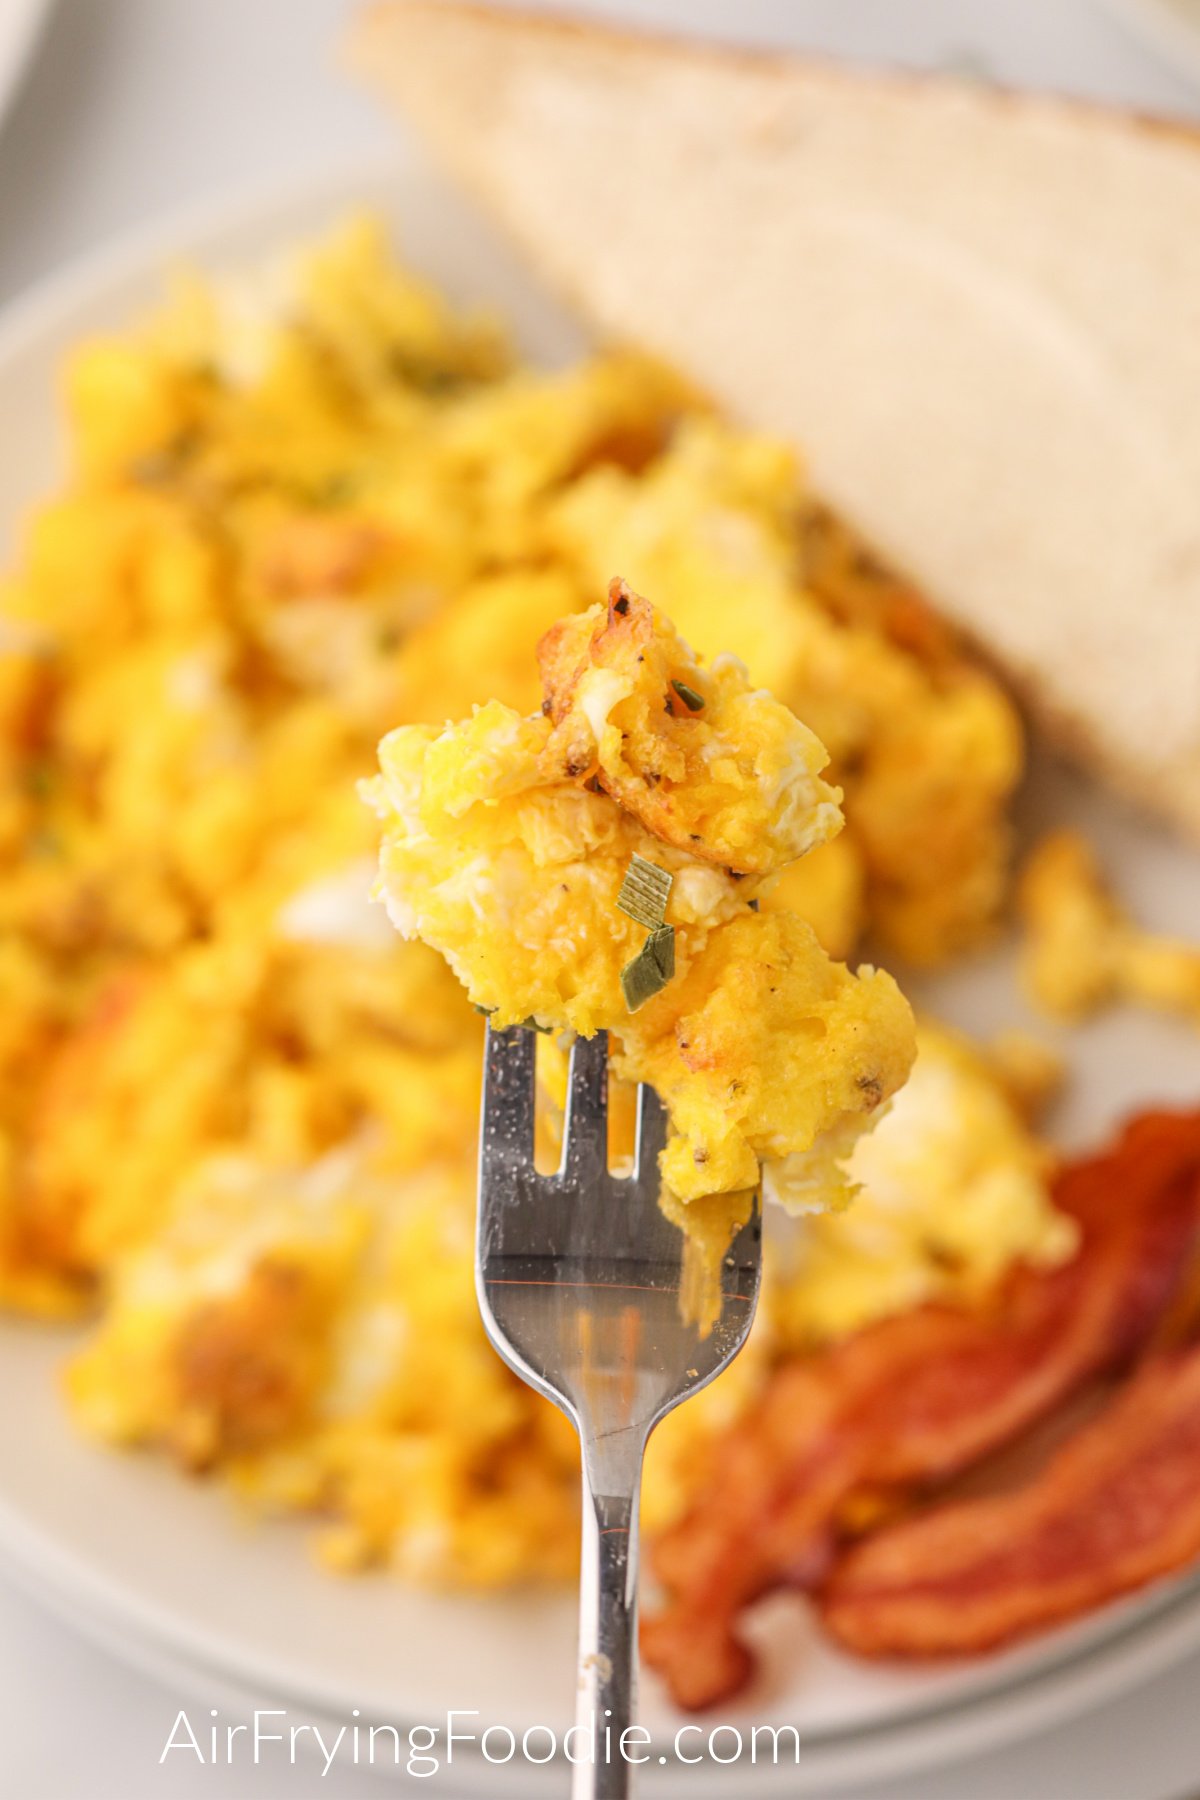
[{"left": 477, "top": 1023, "right": 763, "bottom": 1799}]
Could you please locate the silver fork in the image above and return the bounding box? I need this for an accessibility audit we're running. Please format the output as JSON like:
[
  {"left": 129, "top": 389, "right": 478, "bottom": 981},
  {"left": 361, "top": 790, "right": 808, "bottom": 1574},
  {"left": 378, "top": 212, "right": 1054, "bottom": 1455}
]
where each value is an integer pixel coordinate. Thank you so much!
[{"left": 477, "top": 1023, "right": 762, "bottom": 1799}]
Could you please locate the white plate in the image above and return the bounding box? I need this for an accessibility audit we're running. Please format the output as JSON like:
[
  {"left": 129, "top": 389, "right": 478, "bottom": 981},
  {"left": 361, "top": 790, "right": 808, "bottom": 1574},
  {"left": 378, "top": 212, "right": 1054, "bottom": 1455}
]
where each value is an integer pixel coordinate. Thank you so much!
[
  {"left": 0, "top": 0, "right": 49, "bottom": 130},
  {"left": 3, "top": 158, "right": 1200, "bottom": 1794}
]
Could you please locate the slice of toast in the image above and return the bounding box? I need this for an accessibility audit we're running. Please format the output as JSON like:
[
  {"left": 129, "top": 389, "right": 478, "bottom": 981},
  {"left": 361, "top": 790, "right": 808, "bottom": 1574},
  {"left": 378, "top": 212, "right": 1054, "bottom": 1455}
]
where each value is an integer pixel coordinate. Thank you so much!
[{"left": 348, "top": 2, "right": 1200, "bottom": 839}]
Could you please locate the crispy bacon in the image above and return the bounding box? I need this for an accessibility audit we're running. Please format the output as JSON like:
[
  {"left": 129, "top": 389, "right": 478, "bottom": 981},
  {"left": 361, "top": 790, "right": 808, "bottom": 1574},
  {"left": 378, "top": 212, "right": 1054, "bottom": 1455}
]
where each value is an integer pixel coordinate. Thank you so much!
[
  {"left": 820, "top": 1344, "right": 1200, "bottom": 1657},
  {"left": 642, "top": 1110, "right": 1200, "bottom": 1710}
]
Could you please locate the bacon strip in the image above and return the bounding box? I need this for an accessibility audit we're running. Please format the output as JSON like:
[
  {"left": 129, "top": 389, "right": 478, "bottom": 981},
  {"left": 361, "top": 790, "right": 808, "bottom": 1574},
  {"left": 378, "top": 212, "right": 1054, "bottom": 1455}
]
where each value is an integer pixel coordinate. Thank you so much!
[
  {"left": 642, "top": 1110, "right": 1200, "bottom": 1710},
  {"left": 820, "top": 1344, "right": 1200, "bottom": 1657}
]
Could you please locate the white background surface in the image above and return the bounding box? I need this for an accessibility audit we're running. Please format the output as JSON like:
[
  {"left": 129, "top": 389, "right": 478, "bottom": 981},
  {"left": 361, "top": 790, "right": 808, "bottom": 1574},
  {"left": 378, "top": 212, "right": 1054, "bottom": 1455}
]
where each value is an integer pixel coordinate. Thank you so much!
[{"left": 3, "top": 2, "right": 1200, "bottom": 1796}]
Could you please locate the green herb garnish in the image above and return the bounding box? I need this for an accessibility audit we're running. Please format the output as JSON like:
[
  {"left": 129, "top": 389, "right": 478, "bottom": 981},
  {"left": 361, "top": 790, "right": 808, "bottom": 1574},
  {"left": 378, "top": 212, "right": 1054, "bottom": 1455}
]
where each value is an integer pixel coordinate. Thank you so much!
[
  {"left": 617, "top": 855, "right": 676, "bottom": 1011},
  {"left": 621, "top": 927, "right": 676, "bottom": 1012},
  {"left": 671, "top": 680, "right": 705, "bottom": 712},
  {"left": 617, "top": 854, "right": 673, "bottom": 930}
]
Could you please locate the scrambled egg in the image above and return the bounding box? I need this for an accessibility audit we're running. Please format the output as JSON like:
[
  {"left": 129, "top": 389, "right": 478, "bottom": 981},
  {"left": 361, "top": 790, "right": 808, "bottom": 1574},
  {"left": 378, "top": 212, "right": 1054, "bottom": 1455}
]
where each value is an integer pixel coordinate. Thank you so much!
[
  {"left": 539, "top": 581, "right": 842, "bottom": 874},
  {"left": 0, "top": 216, "right": 1041, "bottom": 1582},
  {"left": 366, "top": 585, "right": 916, "bottom": 1209},
  {"left": 1019, "top": 831, "right": 1200, "bottom": 1024},
  {"left": 69, "top": 1145, "right": 580, "bottom": 1583},
  {"left": 765, "top": 1021, "right": 1077, "bottom": 1344}
]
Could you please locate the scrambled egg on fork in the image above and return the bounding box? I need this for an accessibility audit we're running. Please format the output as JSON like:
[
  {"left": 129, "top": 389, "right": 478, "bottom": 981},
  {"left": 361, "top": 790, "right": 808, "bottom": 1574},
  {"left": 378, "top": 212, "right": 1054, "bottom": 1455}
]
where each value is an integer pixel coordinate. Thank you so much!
[
  {"left": 538, "top": 581, "right": 841, "bottom": 873},
  {"left": 366, "top": 582, "right": 916, "bottom": 1213}
]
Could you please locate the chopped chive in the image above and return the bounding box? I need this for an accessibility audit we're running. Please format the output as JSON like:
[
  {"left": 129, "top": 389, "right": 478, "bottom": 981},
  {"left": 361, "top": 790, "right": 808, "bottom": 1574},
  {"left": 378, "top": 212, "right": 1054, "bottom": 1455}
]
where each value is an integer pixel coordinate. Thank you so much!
[
  {"left": 617, "top": 853, "right": 672, "bottom": 929},
  {"left": 621, "top": 926, "right": 676, "bottom": 1011},
  {"left": 617, "top": 855, "right": 677, "bottom": 1009},
  {"left": 671, "top": 679, "right": 705, "bottom": 711},
  {"left": 646, "top": 924, "right": 675, "bottom": 983}
]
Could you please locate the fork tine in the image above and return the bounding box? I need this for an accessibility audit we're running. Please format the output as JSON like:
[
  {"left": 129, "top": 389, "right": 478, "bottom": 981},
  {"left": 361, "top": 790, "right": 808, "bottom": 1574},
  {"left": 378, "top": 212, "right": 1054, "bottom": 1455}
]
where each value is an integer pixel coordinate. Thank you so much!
[
  {"left": 480, "top": 1022, "right": 536, "bottom": 1181},
  {"left": 725, "top": 1199, "right": 763, "bottom": 1289},
  {"left": 561, "top": 1031, "right": 609, "bottom": 1184},
  {"left": 633, "top": 1081, "right": 668, "bottom": 1182}
]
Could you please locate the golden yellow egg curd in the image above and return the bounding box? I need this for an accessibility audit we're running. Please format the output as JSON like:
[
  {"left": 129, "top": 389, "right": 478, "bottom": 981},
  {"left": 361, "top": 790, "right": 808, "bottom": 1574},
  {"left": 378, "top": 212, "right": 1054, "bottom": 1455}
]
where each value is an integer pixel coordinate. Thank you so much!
[
  {"left": 539, "top": 580, "right": 842, "bottom": 875},
  {"left": 364, "top": 584, "right": 916, "bottom": 1216}
]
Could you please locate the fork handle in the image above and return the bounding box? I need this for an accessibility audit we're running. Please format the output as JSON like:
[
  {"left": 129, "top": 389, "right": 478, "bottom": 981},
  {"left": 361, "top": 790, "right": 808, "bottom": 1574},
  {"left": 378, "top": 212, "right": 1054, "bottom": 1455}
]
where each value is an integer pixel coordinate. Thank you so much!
[{"left": 573, "top": 1483, "right": 641, "bottom": 1799}]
